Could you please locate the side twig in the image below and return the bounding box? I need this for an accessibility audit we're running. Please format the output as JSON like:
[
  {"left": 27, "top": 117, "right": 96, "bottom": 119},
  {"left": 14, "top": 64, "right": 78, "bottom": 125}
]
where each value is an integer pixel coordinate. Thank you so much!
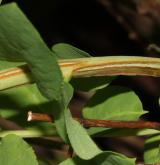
[{"left": 28, "top": 112, "right": 160, "bottom": 129}]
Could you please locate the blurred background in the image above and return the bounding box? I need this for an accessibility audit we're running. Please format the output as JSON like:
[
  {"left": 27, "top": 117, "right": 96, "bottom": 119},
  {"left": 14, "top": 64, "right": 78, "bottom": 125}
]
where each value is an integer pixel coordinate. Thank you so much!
[{"left": 1, "top": 0, "right": 160, "bottom": 164}]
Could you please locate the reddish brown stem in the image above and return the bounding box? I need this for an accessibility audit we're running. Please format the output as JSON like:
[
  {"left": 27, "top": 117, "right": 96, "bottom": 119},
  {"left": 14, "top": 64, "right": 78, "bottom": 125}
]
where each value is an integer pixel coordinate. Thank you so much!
[
  {"left": 76, "top": 118, "right": 160, "bottom": 129},
  {"left": 28, "top": 111, "right": 53, "bottom": 122},
  {"left": 27, "top": 112, "right": 160, "bottom": 129}
]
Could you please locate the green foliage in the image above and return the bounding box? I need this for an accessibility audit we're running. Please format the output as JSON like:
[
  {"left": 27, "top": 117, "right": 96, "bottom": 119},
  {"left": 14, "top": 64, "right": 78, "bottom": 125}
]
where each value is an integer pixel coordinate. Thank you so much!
[
  {"left": 0, "top": 2, "right": 159, "bottom": 165},
  {"left": 0, "top": 2, "right": 66, "bottom": 145},
  {"left": 0, "top": 134, "right": 38, "bottom": 165},
  {"left": 60, "top": 83, "right": 102, "bottom": 159},
  {"left": 0, "top": 60, "right": 24, "bottom": 70},
  {"left": 59, "top": 152, "right": 135, "bottom": 165},
  {"left": 0, "top": 3, "right": 63, "bottom": 101},
  {"left": 51, "top": 82, "right": 74, "bottom": 142},
  {"left": 71, "top": 76, "right": 115, "bottom": 92},
  {"left": 89, "top": 128, "right": 160, "bottom": 137},
  {"left": 83, "top": 85, "right": 146, "bottom": 136},
  {"left": 83, "top": 85, "right": 145, "bottom": 120},
  {"left": 65, "top": 107, "right": 102, "bottom": 159},
  {"left": 52, "top": 42, "right": 115, "bottom": 92},
  {"left": 0, "top": 60, "right": 53, "bottom": 129},
  {"left": 52, "top": 43, "right": 91, "bottom": 59},
  {"left": 51, "top": 44, "right": 122, "bottom": 160},
  {"left": 0, "top": 84, "right": 50, "bottom": 126},
  {"left": 144, "top": 135, "right": 160, "bottom": 164}
]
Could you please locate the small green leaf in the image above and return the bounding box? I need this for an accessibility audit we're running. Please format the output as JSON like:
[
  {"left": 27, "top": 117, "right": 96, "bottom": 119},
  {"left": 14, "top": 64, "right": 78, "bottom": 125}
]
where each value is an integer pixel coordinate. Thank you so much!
[
  {"left": 65, "top": 108, "right": 102, "bottom": 160},
  {"left": 52, "top": 43, "right": 91, "bottom": 59},
  {"left": 144, "top": 135, "right": 160, "bottom": 164},
  {"left": 0, "top": 134, "right": 38, "bottom": 165},
  {"left": 59, "top": 152, "right": 135, "bottom": 165},
  {"left": 148, "top": 44, "right": 160, "bottom": 54},
  {"left": 83, "top": 85, "right": 146, "bottom": 135}
]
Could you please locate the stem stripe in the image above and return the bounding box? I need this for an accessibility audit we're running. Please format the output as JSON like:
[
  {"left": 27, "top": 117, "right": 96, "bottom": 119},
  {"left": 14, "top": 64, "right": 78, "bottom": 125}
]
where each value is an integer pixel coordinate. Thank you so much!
[{"left": 0, "top": 56, "right": 160, "bottom": 90}]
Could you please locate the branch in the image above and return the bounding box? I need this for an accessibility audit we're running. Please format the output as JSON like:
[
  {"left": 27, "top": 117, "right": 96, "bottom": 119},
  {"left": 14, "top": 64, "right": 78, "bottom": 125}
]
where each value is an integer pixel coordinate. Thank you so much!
[
  {"left": 0, "top": 56, "right": 160, "bottom": 90},
  {"left": 27, "top": 112, "right": 160, "bottom": 129}
]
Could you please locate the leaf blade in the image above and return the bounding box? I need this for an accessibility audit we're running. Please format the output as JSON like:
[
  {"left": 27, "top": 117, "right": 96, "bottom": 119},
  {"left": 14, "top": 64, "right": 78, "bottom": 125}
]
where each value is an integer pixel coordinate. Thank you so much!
[
  {"left": 59, "top": 152, "right": 135, "bottom": 165},
  {"left": 0, "top": 134, "right": 38, "bottom": 165},
  {"left": 83, "top": 85, "right": 146, "bottom": 135},
  {"left": 0, "top": 3, "right": 63, "bottom": 101},
  {"left": 144, "top": 135, "right": 160, "bottom": 164},
  {"left": 52, "top": 43, "right": 91, "bottom": 59},
  {"left": 65, "top": 108, "right": 102, "bottom": 160}
]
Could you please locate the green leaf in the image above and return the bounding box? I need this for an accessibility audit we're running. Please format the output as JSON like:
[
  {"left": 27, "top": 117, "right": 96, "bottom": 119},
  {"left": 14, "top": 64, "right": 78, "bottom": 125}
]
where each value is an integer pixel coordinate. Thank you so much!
[
  {"left": 0, "top": 134, "right": 38, "bottom": 165},
  {"left": 144, "top": 135, "right": 160, "bottom": 164},
  {"left": 52, "top": 43, "right": 115, "bottom": 91},
  {"left": 51, "top": 82, "right": 74, "bottom": 142},
  {"left": 0, "top": 61, "right": 57, "bottom": 134},
  {"left": 0, "top": 127, "right": 57, "bottom": 138},
  {"left": 53, "top": 83, "right": 101, "bottom": 159},
  {"left": 83, "top": 85, "right": 145, "bottom": 120},
  {"left": 0, "top": 3, "right": 66, "bottom": 141},
  {"left": 38, "top": 159, "right": 51, "bottom": 165},
  {"left": 0, "top": 60, "right": 59, "bottom": 137},
  {"left": 83, "top": 85, "right": 146, "bottom": 135},
  {"left": 59, "top": 152, "right": 135, "bottom": 165},
  {"left": 38, "top": 157, "right": 63, "bottom": 165},
  {"left": 0, "top": 0, "right": 2, "bottom": 5},
  {"left": 148, "top": 44, "right": 160, "bottom": 54},
  {"left": 62, "top": 82, "right": 74, "bottom": 107},
  {"left": 88, "top": 128, "right": 160, "bottom": 137},
  {"left": 52, "top": 43, "right": 91, "bottom": 59},
  {"left": 64, "top": 107, "right": 102, "bottom": 160},
  {"left": 0, "top": 84, "right": 51, "bottom": 125},
  {"left": 0, "top": 83, "right": 59, "bottom": 138},
  {"left": 0, "top": 3, "right": 42, "bottom": 61},
  {"left": 71, "top": 76, "right": 115, "bottom": 92},
  {"left": 0, "top": 60, "right": 24, "bottom": 71},
  {"left": 0, "top": 3, "right": 63, "bottom": 101}
]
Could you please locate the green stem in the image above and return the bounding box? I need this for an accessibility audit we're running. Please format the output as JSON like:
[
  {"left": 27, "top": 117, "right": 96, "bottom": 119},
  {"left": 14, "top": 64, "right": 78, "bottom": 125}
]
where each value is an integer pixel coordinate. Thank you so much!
[
  {"left": 0, "top": 56, "right": 160, "bottom": 90},
  {"left": 0, "top": 128, "right": 57, "bottom": 138}
]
